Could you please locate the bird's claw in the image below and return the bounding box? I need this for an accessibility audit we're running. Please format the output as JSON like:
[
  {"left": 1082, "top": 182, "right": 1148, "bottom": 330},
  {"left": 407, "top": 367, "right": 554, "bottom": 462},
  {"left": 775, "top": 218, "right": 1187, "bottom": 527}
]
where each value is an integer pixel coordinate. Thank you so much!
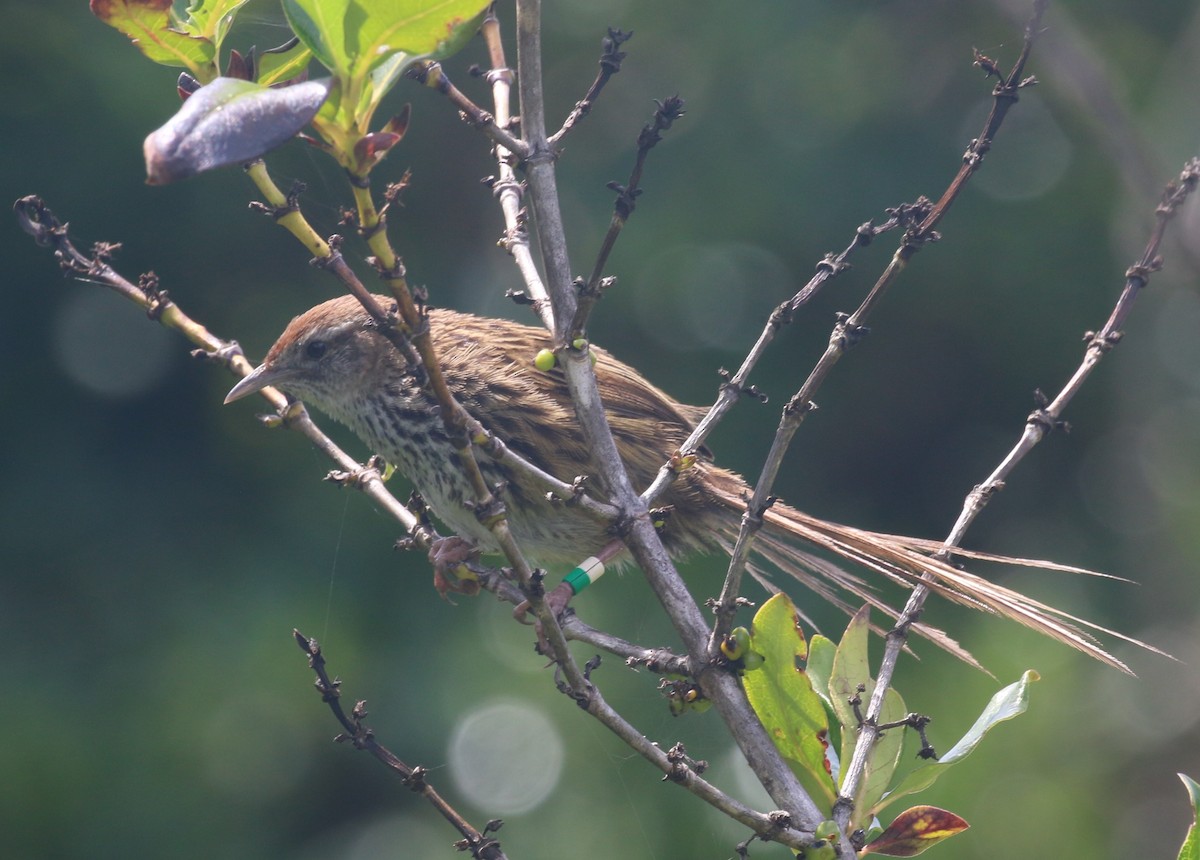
[
  {"left": 513, "top": 581, "right": 575, "bottom": 624},
  {"left": 429, "top": 536, "right": 481, "bottom": 601},
  {"left": 514, "top": 581, "right": 576, "bottom": 653}
]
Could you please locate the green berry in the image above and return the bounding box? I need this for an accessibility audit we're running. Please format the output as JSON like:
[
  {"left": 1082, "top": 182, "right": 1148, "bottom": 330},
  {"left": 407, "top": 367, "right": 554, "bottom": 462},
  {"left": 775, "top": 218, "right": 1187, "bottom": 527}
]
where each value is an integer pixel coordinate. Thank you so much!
[
  {"left": 720, "top": 626, "right": 751, "bottom": 660},
  {"left": 534, "top": 348, "right": 557, "bottom": 371}
]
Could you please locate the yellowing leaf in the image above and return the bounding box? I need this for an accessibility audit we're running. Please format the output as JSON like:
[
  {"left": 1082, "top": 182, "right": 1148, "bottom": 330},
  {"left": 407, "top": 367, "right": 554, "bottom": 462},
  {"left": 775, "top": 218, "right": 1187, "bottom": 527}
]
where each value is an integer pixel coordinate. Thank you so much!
[
  {"left": 743, "top": 593, "right": 835, "bottom": 808},
  {"left": 861, "top": 805, "right": 969, "bottom": 857},
  {"left": 91, "top": 0, "right": 215, "bottom": 76}
]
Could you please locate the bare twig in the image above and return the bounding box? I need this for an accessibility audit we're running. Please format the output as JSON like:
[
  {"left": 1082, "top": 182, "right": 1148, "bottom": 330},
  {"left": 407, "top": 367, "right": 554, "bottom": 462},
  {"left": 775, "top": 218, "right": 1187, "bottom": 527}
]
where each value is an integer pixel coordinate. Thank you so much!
[
  {"left": 567, "top": 670, "right": 816, "bottom": 852},
  {"left": 832, "top": 3, "right": 1054, "bottom": 828},
  {"left": 511, "top": 1, "right": 845, "bottom": 853},
  {"left": 549, "top": 28, "right": 633, "bottom": 146},
  {"left": 835, "top": 163, "right": 1199, "bottom": 837},
  {"left": 567, "top": 95, "right": 686, "bottom": 339},
  {"left": 293, "top": 632, "right": 508, "bottom": 860},
  {"left": 479, "top": 7, "right": 557, "bottom": 328},
  {"left": 13, "top": 195, "right": 431, "bottom": 545},
  {"left": 639, "top": 218, "right": 903, "bottom": 527},
  {"left": 406, "top": 59, "right": 529, "bottom": 158},
  {"left": 987, "top": 0, "right": 1163, "bottom": 202},
  {"left": 943, "top": 158, "right": 1199, "bottom": 557}
]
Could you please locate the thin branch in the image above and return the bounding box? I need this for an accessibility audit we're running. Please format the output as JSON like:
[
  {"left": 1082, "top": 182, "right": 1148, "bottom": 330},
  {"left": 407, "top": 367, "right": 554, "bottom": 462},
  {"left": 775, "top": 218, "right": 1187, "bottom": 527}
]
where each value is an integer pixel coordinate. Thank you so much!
[
  {"left": 479, "top": 7, "right": 557, "bottom": 329},
  {"left": 294, "top": 632, "right": 508, "bottom": 860},
  {"left": 406, "top": 59, "right": 529, "bottom": 158},
  {"left": 564, "top": 663, "right": 816, "bottom": 853},
  {"left": 839, "top": 158, "right": 1199, "bottom": 828},
  {"left": 512, "top": 1, "right": 844, "bottom": 853},
  {"left": 837, "top": 152, "right": 1200, "bottom": 843},
  {"left": 987, "top": 0, "right": 1164, "bottom": 203},
  {"left": 548, "top": 28, "right": 633, "bottom": 146},
  {"left": 832, "top": 3, "right": 1053, "bottom": 827},
  {"left": 704, "top": 200, "right": 929, "bottom": 644},
  {"left": 567, "top": 95, "right": 686, "bottom": 339},
  {"left": 13, "top": 195, "right": 430, "bottom": 545}
]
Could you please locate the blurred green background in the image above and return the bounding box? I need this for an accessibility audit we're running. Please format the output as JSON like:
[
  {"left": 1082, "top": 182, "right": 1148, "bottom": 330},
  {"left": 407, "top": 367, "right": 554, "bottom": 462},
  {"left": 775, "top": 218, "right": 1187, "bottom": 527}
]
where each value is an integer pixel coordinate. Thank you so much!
[{"left": 5, "top": 1, "right": 1200, "bottom": 857}]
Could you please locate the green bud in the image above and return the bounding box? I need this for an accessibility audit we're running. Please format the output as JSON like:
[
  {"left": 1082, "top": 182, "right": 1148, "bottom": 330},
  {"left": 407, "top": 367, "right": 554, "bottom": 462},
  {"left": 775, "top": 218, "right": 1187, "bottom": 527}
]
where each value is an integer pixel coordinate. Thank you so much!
[
  {"left": 740, "top": 650, "right": 765, "bottom": 671},
  {"left": 533, "top": 348, "right": 557, "bottom": 371},
  {"left": 720, "top": 626, "right": 751, "bottom": 660}
]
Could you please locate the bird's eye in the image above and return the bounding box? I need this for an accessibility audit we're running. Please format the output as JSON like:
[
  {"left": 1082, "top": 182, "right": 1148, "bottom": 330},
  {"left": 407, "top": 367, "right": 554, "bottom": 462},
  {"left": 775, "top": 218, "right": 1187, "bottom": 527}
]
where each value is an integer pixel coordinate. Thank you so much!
[{"left": 304, "top": 339, "right": 328, "bottom": 360}]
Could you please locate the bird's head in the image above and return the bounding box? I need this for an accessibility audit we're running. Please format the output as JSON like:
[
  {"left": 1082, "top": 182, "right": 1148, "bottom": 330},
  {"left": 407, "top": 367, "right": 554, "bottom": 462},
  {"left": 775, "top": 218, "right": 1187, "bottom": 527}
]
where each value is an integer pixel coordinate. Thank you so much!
[{"left": 224, "top": 295, "right": 392, "bottom": 410}]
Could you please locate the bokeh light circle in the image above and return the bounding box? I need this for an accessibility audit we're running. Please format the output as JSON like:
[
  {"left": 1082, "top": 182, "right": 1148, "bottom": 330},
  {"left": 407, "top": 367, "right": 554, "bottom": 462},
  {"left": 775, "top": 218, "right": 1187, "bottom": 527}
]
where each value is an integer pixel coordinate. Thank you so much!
[
  {"left": 53, "top": 290, "right": 173, "bottom": 398},
  {"left": 448, "top": 699, "right": 564, "bottom": 815}
]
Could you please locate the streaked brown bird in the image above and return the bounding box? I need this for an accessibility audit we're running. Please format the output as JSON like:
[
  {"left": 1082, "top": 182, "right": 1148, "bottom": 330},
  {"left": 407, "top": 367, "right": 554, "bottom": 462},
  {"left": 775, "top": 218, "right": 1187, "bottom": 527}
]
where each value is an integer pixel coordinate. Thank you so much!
[{"left": 226, "top": 294, "right": 1141, "bottom": 671}]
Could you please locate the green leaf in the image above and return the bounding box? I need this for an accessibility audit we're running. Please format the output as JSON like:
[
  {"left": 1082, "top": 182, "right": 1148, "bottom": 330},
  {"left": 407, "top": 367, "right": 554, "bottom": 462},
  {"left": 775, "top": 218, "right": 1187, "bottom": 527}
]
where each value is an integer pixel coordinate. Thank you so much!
[
  {"left": 257, "top": 38, "right": 314, "bottom": 86},
  {"left": 1179, "top": 774, "right": 1200, "bottom": 860},
  {"left": 283, "top": 0, "right": 489, "bottom": 84},
  {"left": 874, "top": 670, "right": 1040, "bottom": 815},
  {"left": 181, "top": 0, "right": 249, "bottom": 51},
  {"left": 356, "top": 50, "right": 415, "bottom": 128},
  {"left": 861, "top": 806, "right": 969, "bottom": 857},
  {"left": 348, "top": 0, "right": 491, "bottom": 73},
  {"left": 743, "top": 593, "right": 836, "bottom": 809},
  {"left": 90, "top": 0, "right": 215, "bottom": 76},
  {"left": 806, "top": 634, "right": 837, "bottom": 709},
  {"left": 144, "top": 77, "right": 331, "bottom": 183},
  {"left": 829, "top": 607, "right": 906, "bottom": 829},
  {"left": 282, "top": 0, "right": 348, "bottom": 77}
]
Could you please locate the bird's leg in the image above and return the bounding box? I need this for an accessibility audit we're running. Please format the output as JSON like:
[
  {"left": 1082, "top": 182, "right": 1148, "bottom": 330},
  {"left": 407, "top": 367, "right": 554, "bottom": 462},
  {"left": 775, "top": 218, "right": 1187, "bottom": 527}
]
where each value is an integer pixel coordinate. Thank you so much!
[
  {"left": 428, "top": 535, "right": 482, "bottom": 599},
  {"left": 513, "top": 538, "right": 625, "bottom": 626}
]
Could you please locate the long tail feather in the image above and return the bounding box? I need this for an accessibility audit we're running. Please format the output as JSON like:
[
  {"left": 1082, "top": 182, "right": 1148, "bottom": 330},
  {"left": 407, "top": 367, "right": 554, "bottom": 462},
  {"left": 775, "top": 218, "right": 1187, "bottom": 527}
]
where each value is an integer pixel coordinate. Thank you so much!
[{"left": 703, "top": 472, "right": 1164, "bottom": 673}]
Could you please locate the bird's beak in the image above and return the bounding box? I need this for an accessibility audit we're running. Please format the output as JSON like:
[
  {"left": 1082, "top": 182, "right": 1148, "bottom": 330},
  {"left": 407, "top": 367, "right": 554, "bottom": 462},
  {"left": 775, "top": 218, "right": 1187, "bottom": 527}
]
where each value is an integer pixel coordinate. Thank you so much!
[{"left": 224, "top": 363, "right": 286, "bottom": 404}]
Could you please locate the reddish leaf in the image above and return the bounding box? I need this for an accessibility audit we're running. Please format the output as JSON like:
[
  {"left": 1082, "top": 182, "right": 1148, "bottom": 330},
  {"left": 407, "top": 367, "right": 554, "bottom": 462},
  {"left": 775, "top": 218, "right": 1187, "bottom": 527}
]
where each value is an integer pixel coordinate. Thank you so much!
[
  {"left": 382, "top": 105, "right": 412, "bottom": 141},
  {"left": 862, "top": 806, "right": 969, "bottom": 857},
  {"left": 354, "top": 132, "right": 402, "bottom": 168},
  {"left": 177, "top": 72, "right": 201, "bottom": 101},
  {"left": 226, "top": 48, "right": 255, "bottom": 81}
]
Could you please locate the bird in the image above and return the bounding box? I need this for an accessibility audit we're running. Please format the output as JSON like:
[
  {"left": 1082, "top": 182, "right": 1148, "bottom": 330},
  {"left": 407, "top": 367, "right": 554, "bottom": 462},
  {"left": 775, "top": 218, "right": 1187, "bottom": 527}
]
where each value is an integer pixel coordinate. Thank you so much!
[{"left": 225, "top": 293, "right": 1142, "bottom": 671}]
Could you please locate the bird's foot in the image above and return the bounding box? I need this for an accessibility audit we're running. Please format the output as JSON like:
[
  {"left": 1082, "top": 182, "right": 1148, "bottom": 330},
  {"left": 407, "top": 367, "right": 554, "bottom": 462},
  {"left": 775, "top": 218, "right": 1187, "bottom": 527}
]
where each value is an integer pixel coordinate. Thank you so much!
[
  {"left": 513, "top": 581, "right": 575, "bottom": 626},
  {"left": 513, "top": 581, "right": 575, "bottom": 654},
  {"left": 429, "top": 536, "right": 481, "bottom": 600}
]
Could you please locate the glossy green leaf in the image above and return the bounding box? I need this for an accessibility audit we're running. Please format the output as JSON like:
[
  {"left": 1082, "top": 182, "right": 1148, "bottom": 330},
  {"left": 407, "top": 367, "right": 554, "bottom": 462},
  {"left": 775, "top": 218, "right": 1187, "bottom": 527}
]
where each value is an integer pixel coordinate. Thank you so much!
[
  {"left": 348, "top": 0, "right": 490, "bottom": 72},
  {"left": 743, "top": 593, "right": 836, "bottom": 808},
  {"left": 284, "top": 0, "right": 488, "bottom": 77},
  {"left": 181, "top": 0, "right": 249, "bottom": 50},
  {"left": 861, "top": 806, "right": 969, "bottom": 857},
  {"left": 1179, "top": 774, "right": 1200, "bottom": 860},
  {"left": 356, "top": 50, "right": 414, "bottom": 128},
  {"left": 90, "top": 0, "right": 214, "bottom": 75},
  {"left": 874, "top": 670, "right": 1040, "bottom": 815},
  {"left": 281, "top": 0, "right": 347, "bottom": 76},
  {"left": 257, "top": 38, "right": 314, "bottom": 86},
  {"left": 806, "top": 634, "right": 836, "bottom": 709},
  {"left": 829, "top": 607, "right": 905, "bottom": 829},
  {"left": 144, "top": 77, "right": 331, "bottom": 183}
]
